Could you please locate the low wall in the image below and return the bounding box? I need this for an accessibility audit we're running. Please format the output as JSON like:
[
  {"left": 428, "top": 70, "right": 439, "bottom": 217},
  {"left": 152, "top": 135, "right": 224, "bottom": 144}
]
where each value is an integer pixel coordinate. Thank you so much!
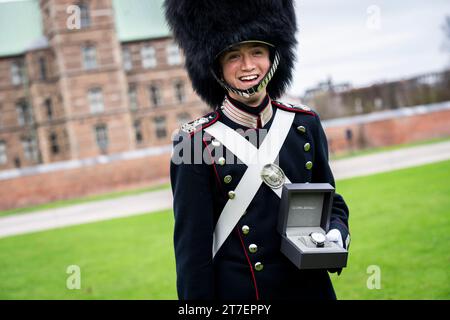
[
  {"left": 0, "top": 148, "right": 172, "bottom": 210},
  {"left": 1, "top": 101, "right": 449, "bottom": 210},
  {"left": 323, "top": 101, "right": 450, "bottom": 155}
]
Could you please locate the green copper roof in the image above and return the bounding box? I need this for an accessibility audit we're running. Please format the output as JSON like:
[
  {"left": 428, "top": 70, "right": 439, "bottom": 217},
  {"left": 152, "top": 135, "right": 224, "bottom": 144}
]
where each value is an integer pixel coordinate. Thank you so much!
[
  {"left": 112, "top": 0, "right": 171, "bottom": 42},
  {"left": 0, "top": 0, "right": 171, "bottom": 57},
  {"left": 0, "top": 0, "right": 43, "bottom": 57}
]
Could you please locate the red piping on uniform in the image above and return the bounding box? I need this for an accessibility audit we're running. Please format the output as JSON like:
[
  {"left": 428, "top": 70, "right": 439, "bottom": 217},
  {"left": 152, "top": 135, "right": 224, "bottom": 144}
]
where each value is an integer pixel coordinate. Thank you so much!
[
  {"left": 272, "top": 101, "right": 316, "bottom": 116},
  {"left": 235, "top": 227, "right": 260, "bottom": 300},
  {"left": 202, "top": 137, "right": 225, "bottom": 195}
]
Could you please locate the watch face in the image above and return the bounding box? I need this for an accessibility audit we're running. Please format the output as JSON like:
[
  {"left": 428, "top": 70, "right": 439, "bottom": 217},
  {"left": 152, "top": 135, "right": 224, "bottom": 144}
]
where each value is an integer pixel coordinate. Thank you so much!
[{"left": 310, "top": 232, "right": 326, "bottom": 247}]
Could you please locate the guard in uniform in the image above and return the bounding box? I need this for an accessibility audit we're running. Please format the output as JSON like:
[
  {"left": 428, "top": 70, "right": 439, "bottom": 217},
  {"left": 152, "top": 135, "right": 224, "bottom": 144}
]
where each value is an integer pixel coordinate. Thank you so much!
[{"left": 165, "top": 0, "right": 350, "bottom": 300}]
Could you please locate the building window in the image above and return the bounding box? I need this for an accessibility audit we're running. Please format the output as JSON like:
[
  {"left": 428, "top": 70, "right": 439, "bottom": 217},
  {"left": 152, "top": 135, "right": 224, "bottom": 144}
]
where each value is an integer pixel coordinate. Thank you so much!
[
  {"left": 374, "top": 97, "right": 383, "bottom": 110},
  {"left": 141, "top": 46, "right": 156, "bottom": 68},
  {"left": 0, "top": 141, "right": 7, "bottom": 165},
  {"left": 174, "top": 80, "right": 185, "bottom": 103},
  {"left": 88, "top": 88, "right": 104, "bottom": 113},
  {"left": 16, "top": 100, "right": 33, "bottom": 126},
  {"left": 11, "top": 61, "right": 24, "bottom": 85},
  {"left": 44, "top": 98, "right": 53, "bottom": 120},
  {"left": 14, "top": 157, "right": 21, "bottom": 168},
  {"left": 122, "top": 47, "right": 132, "bottom": 71},
  {"left": 167, "top": 43, "right": 181, "bottom": 65},
  {"left": 38, "top": 57, "right": 47, "bottom": 80},
  {"left": 134, "top": 120, "right": 143, "bottom": 144},
  {"left": 79, "top": 3, "right": 90, "bottom": 28},
  {"left": 94, "top": 124, "right": 108, "bottom": 152},
  {"left": 128, "top": 85, "right": 138, "bottom": 111},
  {"left": 49, "top": 132, "right": 60, "bottom": 155},
  {"left": 82, "top": 45, "right": 97, "bottom": 70},
  {"left": 154, "top": 116, "right": 167, "bottom": 139},
  {"left": 177, "top": 112, "right": 191, "bottom": 126},
  {"left": 21, "top": 137, "right": 39, "bottom": 162},
  {"left": 149, "top": 85, "right": 161, "bottom": 107}
]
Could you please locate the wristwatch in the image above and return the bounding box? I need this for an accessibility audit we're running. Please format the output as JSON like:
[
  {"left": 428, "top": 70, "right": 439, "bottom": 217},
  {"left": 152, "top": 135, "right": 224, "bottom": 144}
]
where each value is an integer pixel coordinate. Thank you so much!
[{"left": 310, "top": 232, "right": 326, "bottom": 247}]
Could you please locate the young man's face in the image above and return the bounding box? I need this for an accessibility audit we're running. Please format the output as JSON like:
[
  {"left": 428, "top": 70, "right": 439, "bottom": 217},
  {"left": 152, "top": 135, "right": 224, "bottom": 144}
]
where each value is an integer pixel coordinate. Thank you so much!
[{"left": 219, "top": 42, "right": 271, "bottom": 105}]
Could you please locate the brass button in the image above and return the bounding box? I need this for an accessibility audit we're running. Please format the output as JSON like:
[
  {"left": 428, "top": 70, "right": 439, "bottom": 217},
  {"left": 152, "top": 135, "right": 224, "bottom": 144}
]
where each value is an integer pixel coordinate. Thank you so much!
[
  {"left": 254, "top": 262, "right": 264, "bottom": 271},
  {"left": 304, "top": 143, "right": 311, "bottom": 152},
  {"left": 212, "top": 139, "right": 221, "bottom": 147},
  {"left": 297, "top": 126, "right": 306, "bottom": 133},
  {"left": 249, "top": 244, "right": 258, "bottom": 253},
  {"left": 305, "top": 161, "right": 313, "bottom": 170},
  {"left": 228, "top": 190, "right": 235, "bottom": 199},
  {"left": 218, "top": 157, "right": 226, "bottom": 166},
  {"left": 224, "top": 175, "right": 232, "bottom": 184},
  {"left": 242, "top": 225, "right": 250, "bottom": 235}
]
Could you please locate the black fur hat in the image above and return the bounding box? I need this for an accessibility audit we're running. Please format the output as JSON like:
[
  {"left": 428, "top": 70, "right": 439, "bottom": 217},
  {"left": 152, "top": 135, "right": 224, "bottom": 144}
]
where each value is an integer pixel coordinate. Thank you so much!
[{"left": 164, "top": 0, "right": 298, "bottom": 108}]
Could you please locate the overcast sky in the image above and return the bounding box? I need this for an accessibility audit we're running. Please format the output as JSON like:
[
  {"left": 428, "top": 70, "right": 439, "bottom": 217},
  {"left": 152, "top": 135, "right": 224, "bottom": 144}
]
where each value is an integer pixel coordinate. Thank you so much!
[
  {"left": 2, "top": 0, "right": 448, "bottom": 97},
  {"left": 291, "top": 0, "right": 450, "bottom": 96}
]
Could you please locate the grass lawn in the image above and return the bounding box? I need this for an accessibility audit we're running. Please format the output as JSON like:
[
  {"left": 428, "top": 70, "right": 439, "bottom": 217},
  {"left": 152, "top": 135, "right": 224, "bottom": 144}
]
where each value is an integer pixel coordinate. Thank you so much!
[
  {"left": 330, "top": 160, "right": 450, "bottom": 299},
  {"left": 0, "top": 210, "right": 177, "bottom": 299},
  {"left": 0, "top": 160, "right": 449, "bottom": 299}
]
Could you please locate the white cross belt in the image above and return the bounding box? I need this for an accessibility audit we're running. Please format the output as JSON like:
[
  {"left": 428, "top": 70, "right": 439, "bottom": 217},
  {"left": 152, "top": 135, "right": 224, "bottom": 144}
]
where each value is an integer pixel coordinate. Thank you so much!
[{"left": 205, "top": 109, "right": 295, "bottom": 257}]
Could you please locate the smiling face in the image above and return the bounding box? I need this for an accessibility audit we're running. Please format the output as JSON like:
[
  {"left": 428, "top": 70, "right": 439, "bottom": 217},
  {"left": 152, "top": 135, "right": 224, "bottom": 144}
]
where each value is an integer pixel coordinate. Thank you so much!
[{"left": 219, "top": 42, "right": 271, "bottom": 106}]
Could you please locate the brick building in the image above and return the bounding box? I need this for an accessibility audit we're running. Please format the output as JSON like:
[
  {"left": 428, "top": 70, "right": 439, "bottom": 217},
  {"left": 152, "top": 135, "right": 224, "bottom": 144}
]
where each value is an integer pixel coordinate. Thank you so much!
[
  {"left": 0, "top": 0, "right": 209, "bottom": 170},
  {"left": 1, "top": 1, "right": 449, "bottom": 210}
]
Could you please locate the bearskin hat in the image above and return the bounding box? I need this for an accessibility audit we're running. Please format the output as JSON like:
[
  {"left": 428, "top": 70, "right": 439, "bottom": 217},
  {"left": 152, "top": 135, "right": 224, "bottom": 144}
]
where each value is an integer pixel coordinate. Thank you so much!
[{"left": 164, "top": 0, "right": 298, "bottom": 108}]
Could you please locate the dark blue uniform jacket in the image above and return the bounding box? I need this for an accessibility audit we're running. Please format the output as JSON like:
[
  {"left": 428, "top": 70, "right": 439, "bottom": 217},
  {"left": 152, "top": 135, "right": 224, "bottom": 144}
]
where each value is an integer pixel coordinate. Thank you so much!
[{"left": 170, "top": 100, "right": 350, "bottom": 300}]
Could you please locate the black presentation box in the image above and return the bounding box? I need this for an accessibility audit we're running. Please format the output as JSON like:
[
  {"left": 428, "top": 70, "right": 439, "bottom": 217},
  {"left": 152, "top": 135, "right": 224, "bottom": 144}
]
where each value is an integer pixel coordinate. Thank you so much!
[{"left": 277, "top": 183, "right": 348, "bottom": 269}]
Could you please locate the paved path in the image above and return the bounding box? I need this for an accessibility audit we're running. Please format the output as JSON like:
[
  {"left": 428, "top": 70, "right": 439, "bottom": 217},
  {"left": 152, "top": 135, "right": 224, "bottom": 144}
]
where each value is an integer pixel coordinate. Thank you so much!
[
  {"left": 0, "top": 190, "right": 173, "bottom": 239},
  {"left": 1, "top": 140, "right": 449, "bottom": 239},
  {"left": 331, "top": 140, "right": 450, "bottom": 180}
]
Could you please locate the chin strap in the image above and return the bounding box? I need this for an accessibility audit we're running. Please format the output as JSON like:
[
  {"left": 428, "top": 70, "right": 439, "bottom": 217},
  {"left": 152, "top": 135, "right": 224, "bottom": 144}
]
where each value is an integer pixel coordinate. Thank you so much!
[{"left": 211, "top": 51, "right": 280, "bottom": 98}]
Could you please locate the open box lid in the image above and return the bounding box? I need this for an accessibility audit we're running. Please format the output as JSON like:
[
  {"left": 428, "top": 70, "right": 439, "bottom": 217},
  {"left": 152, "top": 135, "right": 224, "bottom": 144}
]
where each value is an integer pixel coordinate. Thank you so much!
[{"left": 277, "top": 183, "right": 335, "bottom": 236}]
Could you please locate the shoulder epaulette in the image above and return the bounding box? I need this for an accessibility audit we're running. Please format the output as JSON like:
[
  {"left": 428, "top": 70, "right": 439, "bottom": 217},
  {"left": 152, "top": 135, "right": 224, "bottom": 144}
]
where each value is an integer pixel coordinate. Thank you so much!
[
  {"left": 180, "top": 111, "right": 219, "bottom": 136},
  {"left": 272, "top": 100, "right": 316, "bottom": 116}
]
